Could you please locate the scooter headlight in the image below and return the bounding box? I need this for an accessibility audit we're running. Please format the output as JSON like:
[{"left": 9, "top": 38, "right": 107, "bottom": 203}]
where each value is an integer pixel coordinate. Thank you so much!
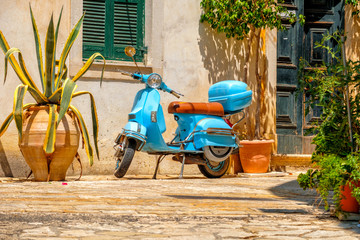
[{"left": 147, "top": 73, "right": 162, "bottom": 89}]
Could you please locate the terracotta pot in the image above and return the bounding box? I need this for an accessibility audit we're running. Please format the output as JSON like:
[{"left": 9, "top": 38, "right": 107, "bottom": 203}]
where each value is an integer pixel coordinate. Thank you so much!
[
  {"left": 19, "top": 106, "right": 80, "bottom": 181},
  {"left": 340, "top": 181, "right": 360, "bottom": 213},
  {"left": 239, "top": 140, "right": 274, "bottom": 173}
]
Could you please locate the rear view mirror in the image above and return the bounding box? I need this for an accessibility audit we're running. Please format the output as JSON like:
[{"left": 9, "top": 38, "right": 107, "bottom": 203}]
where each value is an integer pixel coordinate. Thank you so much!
[{"left": 125, "top": 46, "right": 136, "bottom": 57}]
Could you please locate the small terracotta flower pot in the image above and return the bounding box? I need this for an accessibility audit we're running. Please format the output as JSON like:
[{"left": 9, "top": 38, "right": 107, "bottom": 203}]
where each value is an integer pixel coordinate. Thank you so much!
[
  {"left": 239, "top": 140, "right": 274, "bottom": 173},
  {"left": 340, "top": 181, "right": 360, "bottom": 213}
]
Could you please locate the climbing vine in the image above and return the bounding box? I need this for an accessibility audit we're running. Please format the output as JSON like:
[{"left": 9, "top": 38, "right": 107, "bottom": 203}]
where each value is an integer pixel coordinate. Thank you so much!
[
  {"left": 200, "top": 0, "right": 303, "bottom": 139},
  {"left": 200, "top": 0, "right": 303, "bottom": 40},
  {"left": 346, "top": 0, "right": 360, "bottom": 16}
]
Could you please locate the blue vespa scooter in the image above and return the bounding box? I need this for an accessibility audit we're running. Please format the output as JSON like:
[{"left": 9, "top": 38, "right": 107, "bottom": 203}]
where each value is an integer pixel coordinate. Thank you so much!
[{"left": 113, "top": 46, "right": 252, "bottom": 179}]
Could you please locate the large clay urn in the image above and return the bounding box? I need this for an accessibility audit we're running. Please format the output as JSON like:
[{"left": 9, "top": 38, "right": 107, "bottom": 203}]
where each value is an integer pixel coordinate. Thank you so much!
[
  {"left": 19, "top": 106, "right": 80, "bottom": 181},
  {"left": 239, "top": 140, "right": 274, "bottom": 173}
]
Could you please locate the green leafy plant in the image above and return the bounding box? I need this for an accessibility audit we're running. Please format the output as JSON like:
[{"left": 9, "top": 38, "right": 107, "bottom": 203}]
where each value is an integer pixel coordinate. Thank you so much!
[
  {"left": 297, "top": 31, "right": 360, "bottom": 211},
  {"left": 200, "top": 0, "right": 304, "bottom": 139},
  {"left": 0, "top": 6, "right": 105, "bottom": 165},
  {"left": 298, "top": 154, "right": 360, "bottom": 211},
  {"left": 346, "top": 0, "right": 360, "bottom": 17}
]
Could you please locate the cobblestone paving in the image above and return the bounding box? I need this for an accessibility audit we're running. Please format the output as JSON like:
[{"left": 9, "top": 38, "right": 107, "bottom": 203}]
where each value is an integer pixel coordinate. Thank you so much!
[{"left": 0, "top": 174, "right": 359, "bottom": 239}]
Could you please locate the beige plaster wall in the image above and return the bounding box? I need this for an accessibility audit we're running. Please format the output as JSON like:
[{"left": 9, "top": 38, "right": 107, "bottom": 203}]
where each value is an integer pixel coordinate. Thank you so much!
[
  {"left": 345, "top": 5, "right": 360, "bottom": 62},
  {"left": 0, "top": 0, "right": 277, "bottom": 177}
]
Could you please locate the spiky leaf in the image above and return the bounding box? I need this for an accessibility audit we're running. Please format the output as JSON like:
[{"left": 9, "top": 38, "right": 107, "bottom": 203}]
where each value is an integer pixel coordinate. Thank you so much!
[
  {"left": 4, "top": 48, "right": 31, "bottom": 86},
  {"left": 0, "top": 103, "right": 37, "bottom": 138},
  {"left": 69, "top": 105, "right": 94, "bottom": 166},
  {"left": 44, "top": 15, "right": 55, "bottom": 97},
  {"left": 48, "top": 87, "right": 63, "bottom": 104},
  {"left": 55, "top": 14, "right": 84, "bottom": 89},
  {"left": 4, "top": 48, "right": 47, "bottom": 104},
  {"left": 72, "top": 53, "right": 105, "bottom": 85},
  {"left": 0, "top": 113, "right": 13, "bottom": 138},
  {"left": 43, "top": 104, "right": 58, "bottom": 154},
  {"left": 13, "top": 85, "right": 28, "bottom": 141},
  {"left": 73, "top": 91, "right": 99, "bottom": 159},
  {"left": 29, "top": 5, "right": 44, "bottom": 91},
  {"left": 57, "top": 78, "right": 77, "bottom": 124}
]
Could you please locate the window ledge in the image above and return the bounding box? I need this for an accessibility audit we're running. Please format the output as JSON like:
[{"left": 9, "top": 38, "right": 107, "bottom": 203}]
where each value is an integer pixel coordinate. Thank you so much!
[
  {"left": 86, "top": 59, "right": 150, "bottom": 68},
  {"left": 75, "top": 60, "right": 153, "bottom": 81}
]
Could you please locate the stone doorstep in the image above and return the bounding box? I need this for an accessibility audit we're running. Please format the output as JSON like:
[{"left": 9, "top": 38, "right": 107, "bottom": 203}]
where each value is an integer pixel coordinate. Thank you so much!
[
  {"left": 271, "top": 154, "right": 313, "bottom": 167},
  {"left": 238, "top": 172, "right": 289, "bottom": 178}
]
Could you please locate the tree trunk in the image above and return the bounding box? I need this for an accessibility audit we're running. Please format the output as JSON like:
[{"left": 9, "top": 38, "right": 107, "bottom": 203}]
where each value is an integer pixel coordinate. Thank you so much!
[
  {"left": 254, "top": 29, "right": 262, "bottom": 140},
  {"left": 244, "top": 26, "right": 255, "bottom": 139}
]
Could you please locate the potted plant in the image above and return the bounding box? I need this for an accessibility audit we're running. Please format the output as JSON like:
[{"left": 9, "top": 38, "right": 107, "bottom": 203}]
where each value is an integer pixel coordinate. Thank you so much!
[
  {"left": 298, "top": 155, "right": 360, "bottom": 213},
  {"left": 0, "top": 6, "right": 105, "bottom": 181},
  {"left": 297, "top": 31, "right": 360, "bottom": 214},
  {"left": 200, "top": 0, "right": 304, "bottom": 173}
]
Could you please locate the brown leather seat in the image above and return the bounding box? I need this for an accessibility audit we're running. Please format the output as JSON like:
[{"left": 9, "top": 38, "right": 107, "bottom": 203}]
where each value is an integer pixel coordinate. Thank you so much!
[{"left": 168, "top": 101, "right": 224, "bottom": 116}]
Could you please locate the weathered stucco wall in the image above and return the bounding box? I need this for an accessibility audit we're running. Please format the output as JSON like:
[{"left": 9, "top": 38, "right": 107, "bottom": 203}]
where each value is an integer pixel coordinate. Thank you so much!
[
  {"left": 345, "top": 5, "right": 360, "bottom": 62},
  {"left": 0, "top": 0, "right": 277, "bottom": 177}
]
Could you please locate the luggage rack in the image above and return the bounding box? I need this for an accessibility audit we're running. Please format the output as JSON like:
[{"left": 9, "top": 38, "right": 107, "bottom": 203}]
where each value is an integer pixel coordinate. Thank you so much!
[{"left": 169, "top": 127, "right": 237, "bottom": 146}]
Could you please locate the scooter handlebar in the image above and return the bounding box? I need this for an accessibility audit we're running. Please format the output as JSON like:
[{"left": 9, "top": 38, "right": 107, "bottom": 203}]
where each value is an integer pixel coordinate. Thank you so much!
[
  {"left": 120, "top": 71, "right": 183, "bottom": 97},
  {"left": 118, "top": 70, "right": 133, "bottom": 76},
  {"left": 170, "top": 90, "right": 183, "bottom": 99}
]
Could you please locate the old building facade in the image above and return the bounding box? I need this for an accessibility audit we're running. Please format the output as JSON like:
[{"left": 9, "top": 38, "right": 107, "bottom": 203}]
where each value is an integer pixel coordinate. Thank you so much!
[{"left": 0, "top": 0, "right": 357, "bottom": 177}]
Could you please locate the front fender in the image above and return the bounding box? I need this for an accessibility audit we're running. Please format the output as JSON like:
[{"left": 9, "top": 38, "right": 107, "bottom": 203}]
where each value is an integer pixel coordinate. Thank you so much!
[
  {"left": 193, "top": 118, "right": 237, "bottom": 149},
  {"left": 122, "top": 122, "right": 147, "bottom": 150}
]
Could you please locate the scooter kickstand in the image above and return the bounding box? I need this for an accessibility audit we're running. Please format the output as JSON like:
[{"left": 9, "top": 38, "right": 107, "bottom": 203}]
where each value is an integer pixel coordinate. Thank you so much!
[
  {"left": 152, "top": 155, "right": 165, "bottom": 179},
  {"left": 179, "top": 155, "right": 186, "bottom": 179}
]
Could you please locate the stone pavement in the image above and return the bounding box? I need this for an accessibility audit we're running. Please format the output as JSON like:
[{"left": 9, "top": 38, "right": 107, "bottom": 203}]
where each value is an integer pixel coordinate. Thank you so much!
[{"left": 0, "top": 173, "right": 359, "bottom": 240}]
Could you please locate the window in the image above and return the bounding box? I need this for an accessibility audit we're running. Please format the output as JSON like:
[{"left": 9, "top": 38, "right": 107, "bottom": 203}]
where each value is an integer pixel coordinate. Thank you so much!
[{"left": 83, "top": 0, "right": 145, "bottom": 61}]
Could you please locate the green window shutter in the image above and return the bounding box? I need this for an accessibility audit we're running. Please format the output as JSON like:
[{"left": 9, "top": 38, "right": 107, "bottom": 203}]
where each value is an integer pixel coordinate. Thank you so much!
[
  {"left": 83, "top": 0, "right": 145, "bottom": 61},
  {"left": 83, "top": 0, "right": 106, "bottom": 59},
  {"left": 112, "top": 0, "right": 145, "bottom": 61}
]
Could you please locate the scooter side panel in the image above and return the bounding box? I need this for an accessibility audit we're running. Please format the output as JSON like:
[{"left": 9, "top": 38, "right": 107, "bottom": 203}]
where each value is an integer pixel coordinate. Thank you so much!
[
  {"left": 175, "top": 114, "right": 237, "bottom": 150},
  {"left": 193, "top": 118, "right": 237, "bottom": 149},
  {"left": 157, "top": 104, "right": 166, "bottom": 134}
]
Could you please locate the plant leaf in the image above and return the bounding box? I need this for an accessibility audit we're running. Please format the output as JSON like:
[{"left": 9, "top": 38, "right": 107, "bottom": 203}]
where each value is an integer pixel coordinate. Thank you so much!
[
  {"left": 29, "top": 5, "right": 45, "bottom": 92},
  {"left": 73, "top": 91, "right": 99, "bottom": 160},
  {"left": 48, "top": 87, "right": 63, "bottom": 104},
  {"left": 0, "top": 32, "right": 30, "bottom": 87},
  {"left": 44, "top": 14, "right": 55, "bottom": 97},
  {"left": 4, "top": 48, "right": 47, "bottom": 104},
  {"left": 55, "top": 14, "right": 85, "bottom": 89},
  {"left": 52, "top": 7, "right": 63, "bottom": 92},
  {"left": 55, "top": 7, "right": 63, "bottom": 42},
  {"left": 4, "top": 48, "right": 30, "bottom": 86},
  {"left": 43, "top": 104, "right": 58, "bottom": 154},
  {"left": 0, "top": 113, "right": 13, "bottom": 138},
  {"left": 27, "top": 86, "right": 48, "bottom": 104},
  {"left": 57, "top": 78, "right": 77, "bottom": 124},
  {"left": 0, "top": 103, "right": 37, "bottom": 138},
  {"left": 72, "top": 53, "right": 105, "bottom": 85},
  {"left": 0, "top": 31, "right": 10, "bottom": 54},
  {"left": 69, "top": 104, "right": 94, "bottom": 166},
  {"left": 13, "top": 84, "right": 28, "bottom": 141}
]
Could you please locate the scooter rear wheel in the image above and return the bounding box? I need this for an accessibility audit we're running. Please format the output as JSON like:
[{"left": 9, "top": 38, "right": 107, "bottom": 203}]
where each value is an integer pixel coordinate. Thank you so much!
[
  {"left": 114, "top": 139, "right": 136, "bottom": 178},
  {"left": 198, "top": 157, "right": 230, "bottom": 178}
]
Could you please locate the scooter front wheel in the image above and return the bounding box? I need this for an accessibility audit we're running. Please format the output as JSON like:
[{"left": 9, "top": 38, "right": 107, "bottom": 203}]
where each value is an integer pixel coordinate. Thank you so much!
[
  {"left": 198, "top": 158, "right": 230, "bottom": 178},
  {"left": 114, "top": 139, "right": 136, "bottom": 178}
]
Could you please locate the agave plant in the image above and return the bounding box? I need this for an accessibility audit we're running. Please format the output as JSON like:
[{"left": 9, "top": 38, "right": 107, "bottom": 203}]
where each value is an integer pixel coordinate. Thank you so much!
[{"left": 0, "top": 6, "right": 105, "bottom": 165}]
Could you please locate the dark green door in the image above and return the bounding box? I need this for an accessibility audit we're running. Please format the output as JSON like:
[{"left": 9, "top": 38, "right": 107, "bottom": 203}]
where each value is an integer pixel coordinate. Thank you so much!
[{"left": 276, "top": 0, "right": 344, "bottom": 154}]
